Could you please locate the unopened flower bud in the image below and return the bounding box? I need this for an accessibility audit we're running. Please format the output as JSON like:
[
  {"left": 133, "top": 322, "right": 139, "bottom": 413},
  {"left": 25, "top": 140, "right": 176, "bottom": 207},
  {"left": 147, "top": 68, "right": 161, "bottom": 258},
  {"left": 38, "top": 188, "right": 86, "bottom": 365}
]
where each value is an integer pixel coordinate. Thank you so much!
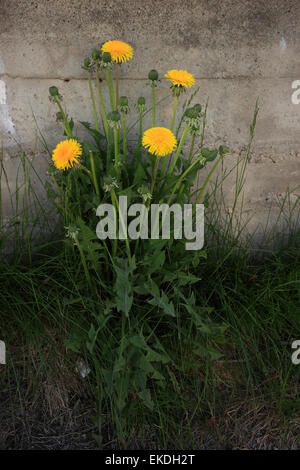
[
  {"left": 92, "top": 49, "right": 100, "bottom": 61},
  {"left": 147, "top": 69, "right": 160, "bottom": 88},
  {"left": 185, "top": 107, "right": 198, "bottom": 120},
  {"left": 119, "top": 96, "right": 128, "bottom": 107},
  {"left": 137, "top": 96, "right": 146, "bottom": 113},
  {"left": 49, "top": 86, "right": 62, "bottom": 102},
  {"left": 49, "top": 86, "right": 59, "bottom": 97},
  {"left": 193, "top": 103, "right": 202, "bottom": 115},
  {"left": 65, "top": 224, "right": 80, "bottom": 240},
  {"left": 138, "top": 185, "right": 152, "bottom": 202},
  {"left": 119, "top": 96, "right": 129, "bottom": 114},
  {"left": 100, "top": 51, "right": 112, "bottom": 69},
  {"left": 184, "top": 106, "right": 200, "bottom": 129},
  {"left": 107, "top": 111, "right": 121, "bottom": 129},
  {"left": 148, "top": 69, "right": 159, "bottom": 81},
  {"left": 83, "top": 57, "right": 92, "bottom": 70},
  {"left": 103, "top": 176, "right": 119, "bottom": 192}
]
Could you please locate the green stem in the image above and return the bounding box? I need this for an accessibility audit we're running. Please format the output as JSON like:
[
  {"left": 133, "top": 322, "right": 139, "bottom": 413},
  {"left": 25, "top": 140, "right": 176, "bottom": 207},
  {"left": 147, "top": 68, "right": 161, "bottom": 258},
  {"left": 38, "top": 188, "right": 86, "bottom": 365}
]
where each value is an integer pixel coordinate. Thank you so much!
[
  {"left": 79, "top": 164, "right": 92, "bottom": 177},
  {"left": 88, "top": 70, "right": 99, "bottom": 131},
  {"left": 111, "top": 188, "right": 132, "bottom": 264},
  {"left": 150, "top": 155, "right": 160, "bottom": 196},
  {"left": 138, "top": 110, "right": 143, "bottom": 145},
  {"left": 105, "top": 68, "right": 116, "bottom": 111},
  {"left": 89, "top": 151, "right": 100, "bottom": 197},
  {"left": 95, "top": 65, "right": 110, "bottom": 140},
  {"left": 56, "top": 99, "right": 72, "bottom": 137},
  {"left": 170, "top": 95, "right": 178, "bottom": 132},
  {"left": 152, "top": 85, "right": 156, "bottom": 127},
  {"left": 115, "top": 64, "right": 119, "bottom": 108},
  {"left": 188, "top": 134, "right": 196, "bottom": 165},
  {"left": 74, "top": 235, "right": 93, "bottom": 292},
  {"left": 193, "top": 155, "right": 223, "bottom": 207},
  {"left": 160, "top": 153, "right": 169, "bottom": 175},
  {"left": 113, "top": 128, "right": 119, "bottom": 175},
  {"left": 168, "top": 123, "right": 190, "bottom": 176},
  {"left": 122, "top": 112, "right": 127, "bottom": 164},
  {"left": 152, "top": 156, "right": 202, "bottom": 237}
]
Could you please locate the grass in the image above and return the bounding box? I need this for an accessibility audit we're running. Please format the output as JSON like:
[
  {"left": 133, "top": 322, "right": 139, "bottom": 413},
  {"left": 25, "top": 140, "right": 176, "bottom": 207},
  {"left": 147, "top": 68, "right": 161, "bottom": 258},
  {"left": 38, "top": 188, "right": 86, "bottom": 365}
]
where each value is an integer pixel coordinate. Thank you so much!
[{"left": 0, "top": 232, "right": 299, "bottom": 449}]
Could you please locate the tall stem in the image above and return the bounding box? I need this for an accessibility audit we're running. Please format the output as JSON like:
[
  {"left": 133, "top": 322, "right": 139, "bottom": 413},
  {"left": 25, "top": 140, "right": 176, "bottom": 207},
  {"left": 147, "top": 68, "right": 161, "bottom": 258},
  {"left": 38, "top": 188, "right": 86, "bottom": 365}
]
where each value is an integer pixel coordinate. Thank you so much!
[
  {"left": 168, "top": 124, "right": 189, "bottom": 176},
  {"left": 170, "top": 95, "right": 178, "bottom": 132},
  {"left": 56, "top": 99, "right": 72, "bottom": 137},
  {"left": 150, "top": 155, "right": 160, "bottom": 195},
  {"left": 122, "top": 112, "right": 127, "bottom": 164},
  {"left": 113, "top": 128, "right": 119, "bottom": 175},
  {"left": 152, "top": 86, "right": 156, "bottom": 127},
  {"left": 88, "top": 71, "right": 99, "bottom": 131},
  {"left": 193, "top": 155, "right": 223, "bottom": 207},
  {"left": 111, "top": 188, "right": 132, "bottom": 264},
  {"left": 115, "top": 64, "right": 119, "bottom": 108},
  {"left": 152, "top": 156, "right": 202, "bottom": 237},
  {"left": 74, "top": 235, "right": 93, "bottom": 292},
  {"left": 187, "top": 134, "right": 196, "bottom": 165},
  {"left": 105, "top": 68, "right": 116, "bottom": 111},
  {"left": 95, "top": 65, "right": 109, "bottom": 140},
  {"left": 89, "top": 150, "right": 100, "bottom": 197},
  {"left": 138, "top": 111, "right": 143, "bottom": 145}
]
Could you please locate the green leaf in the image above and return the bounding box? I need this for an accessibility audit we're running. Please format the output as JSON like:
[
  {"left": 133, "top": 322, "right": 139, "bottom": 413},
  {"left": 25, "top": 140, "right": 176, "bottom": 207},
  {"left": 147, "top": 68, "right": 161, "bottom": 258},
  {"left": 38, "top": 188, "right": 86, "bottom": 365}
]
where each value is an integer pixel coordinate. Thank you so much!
[
  {"left": 137, "top": 388, "right": 154, "bottom": 410},
  {"left": 80, "top": 121, "right": 105, "bottom": 149},
  {"left": 114, "top": 257, "right": 136, "bottom": 316},
  {"left": 148, "top": 290, "right": 175, "bottom": 317},
  {"left": 133, "top": 162, "right": 147, "bottom": 185},
  {"left": 201, "top": 148, "right": 218, "bottom": 161}
]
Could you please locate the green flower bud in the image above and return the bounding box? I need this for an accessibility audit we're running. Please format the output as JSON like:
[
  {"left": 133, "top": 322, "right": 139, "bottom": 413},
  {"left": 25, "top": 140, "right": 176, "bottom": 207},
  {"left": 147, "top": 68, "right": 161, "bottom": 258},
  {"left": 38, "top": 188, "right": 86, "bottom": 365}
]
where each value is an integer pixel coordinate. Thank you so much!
[
  {"left": 138, "top": 185, "right": 152, "bottom": 202},
  {"left": 83, "top": 57, "right": 92, "bottom": 69},
  {"left": 92, "top": 49, "right": 100, "bottom": 60},
  {"left": 49, "top": 86, "right": 59, "bottom": 97},
  {"left": 148, "top": 69, "right": 159, "bottom": 81},
  {"left": 184, "top": 107, "right": 198, "bottom": 119},
  {"left": 184, "top": 107, "right": 200, "bottom": 131},
  {"left": 138, "top": 97, "right": 146, "bottom": 106},
  {"left": 137, "top": 96, "right": 146, "bottom": 113},
  {"left": 119, "top": 96, "right": 128, "bottom": 107},
  {"left": 65, "top": 224, "right": 80, "bottom": 240},
  {"left": 107, "top": 111, "right": 121, "bottom": 129},
  {"left": 193, "top": 103, "right": 202, "bottom": 115},
  {"left": 119, "top": 96, "right": 129, "bottom": 114},
  {"left": 108, "top": 111, "right": 121, "bottom": 122},
  {"left": 103, "top": 176, "right": 119, "bottom": 192}
]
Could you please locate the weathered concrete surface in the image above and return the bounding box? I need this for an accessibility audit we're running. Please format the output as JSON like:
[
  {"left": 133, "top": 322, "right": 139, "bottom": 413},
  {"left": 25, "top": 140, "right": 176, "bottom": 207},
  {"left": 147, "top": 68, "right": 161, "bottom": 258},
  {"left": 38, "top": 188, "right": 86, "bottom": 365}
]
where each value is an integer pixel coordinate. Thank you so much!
[{"left": 0, "top": 0, "right": 300, "bottom": 247}]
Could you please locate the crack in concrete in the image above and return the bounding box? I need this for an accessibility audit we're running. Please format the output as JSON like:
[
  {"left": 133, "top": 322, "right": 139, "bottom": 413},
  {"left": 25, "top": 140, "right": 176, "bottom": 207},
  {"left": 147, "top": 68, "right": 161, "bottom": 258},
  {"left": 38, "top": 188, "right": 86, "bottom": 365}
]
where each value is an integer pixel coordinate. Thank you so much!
[{"left": 0, "top": 73, "right": 296, "bottom": 81}]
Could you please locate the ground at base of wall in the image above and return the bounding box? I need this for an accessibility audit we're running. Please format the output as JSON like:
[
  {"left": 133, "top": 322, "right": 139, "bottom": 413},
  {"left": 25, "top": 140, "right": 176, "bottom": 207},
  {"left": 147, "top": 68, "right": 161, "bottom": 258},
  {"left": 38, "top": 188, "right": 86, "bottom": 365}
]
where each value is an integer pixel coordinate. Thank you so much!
[{"left": 0, "top": 375, "right": 298, "bottom": 450}]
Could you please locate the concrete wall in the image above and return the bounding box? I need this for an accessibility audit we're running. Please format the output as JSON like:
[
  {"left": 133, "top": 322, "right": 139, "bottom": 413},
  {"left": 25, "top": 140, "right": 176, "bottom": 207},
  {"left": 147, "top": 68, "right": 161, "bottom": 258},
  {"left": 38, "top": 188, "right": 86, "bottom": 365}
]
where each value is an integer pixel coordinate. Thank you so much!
[{"left": 0, "top": 0, "right": 300, "bottom": 246}]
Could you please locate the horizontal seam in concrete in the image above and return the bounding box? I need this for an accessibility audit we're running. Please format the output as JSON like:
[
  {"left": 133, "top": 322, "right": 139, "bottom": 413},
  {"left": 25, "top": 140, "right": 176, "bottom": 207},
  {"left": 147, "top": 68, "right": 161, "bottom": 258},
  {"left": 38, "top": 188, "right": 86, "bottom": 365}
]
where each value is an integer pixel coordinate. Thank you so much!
[{"left": 0, "top": 73, "right": 296, "bottom": 81}]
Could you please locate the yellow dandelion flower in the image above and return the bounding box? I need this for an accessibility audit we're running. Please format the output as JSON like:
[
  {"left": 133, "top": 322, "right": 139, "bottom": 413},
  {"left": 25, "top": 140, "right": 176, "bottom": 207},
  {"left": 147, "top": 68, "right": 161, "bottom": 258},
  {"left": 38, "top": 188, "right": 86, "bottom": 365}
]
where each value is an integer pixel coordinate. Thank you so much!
[
  {"left": 165, "top": 69, "right": 195, "bottom": 88},
  {"left": 52, "top": 139, "right": 82, "bottom": 170},
  {"left": 142, "top": 127, "right": 177, "bottom": 157},
  {"left": 101, "top": 40, "right": 133, "bottom": 64}
]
